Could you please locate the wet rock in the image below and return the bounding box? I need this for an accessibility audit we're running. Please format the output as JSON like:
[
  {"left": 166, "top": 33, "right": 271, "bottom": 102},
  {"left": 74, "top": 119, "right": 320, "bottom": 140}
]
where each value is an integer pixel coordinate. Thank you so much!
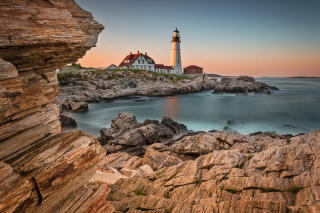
[
  {"left": 212, "top": 76, "right": 279, "bottom": 94},
  {"left": 223, "top": 126, "right": 233, "bottom": 131},
  {"left": 59, "top": 114, "right": 77, "bottom": 129},
  {"left": 161, "top": 116, "right": 188, "bottom": 135},
  {"left": 98, "top": 113, "right": 187, "bottom": 148}
]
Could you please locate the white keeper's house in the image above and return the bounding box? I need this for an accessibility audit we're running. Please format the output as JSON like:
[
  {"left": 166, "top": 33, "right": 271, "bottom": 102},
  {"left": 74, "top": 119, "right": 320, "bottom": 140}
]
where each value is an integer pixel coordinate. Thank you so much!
[{"left": 119, "top": 51, "right": 174, "bottom": 74}]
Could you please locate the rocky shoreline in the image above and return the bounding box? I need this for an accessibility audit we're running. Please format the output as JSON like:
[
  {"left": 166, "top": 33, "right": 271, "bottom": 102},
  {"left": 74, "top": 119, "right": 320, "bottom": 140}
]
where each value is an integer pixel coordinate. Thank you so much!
[
  {"left": 0, "top": 1, "right": 317, "bottom": 213},
  {"left": 91, "top": 112, "right": 320, "bottom": 212},
  {"left": 57, "top": 70, "right": 216, "bottom": 113}
]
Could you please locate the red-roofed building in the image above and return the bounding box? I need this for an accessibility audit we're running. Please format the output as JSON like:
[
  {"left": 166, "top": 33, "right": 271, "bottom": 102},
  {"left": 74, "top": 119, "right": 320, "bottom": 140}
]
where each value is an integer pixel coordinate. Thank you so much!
[
  {"left": 119, "top": 51, "right": 155, "bottom": 71},
  {"left": 119, "top": 51, "right": 174, "bottom": 73},
  {"left": 183, "top": 65, "right": 203, "bottom": 74}
]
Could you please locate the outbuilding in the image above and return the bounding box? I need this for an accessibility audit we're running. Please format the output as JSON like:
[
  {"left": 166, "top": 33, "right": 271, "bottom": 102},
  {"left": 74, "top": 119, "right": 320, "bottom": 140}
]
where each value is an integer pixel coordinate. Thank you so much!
[{"left": 183, "top": 65, "right": 203, "bottom": 74}]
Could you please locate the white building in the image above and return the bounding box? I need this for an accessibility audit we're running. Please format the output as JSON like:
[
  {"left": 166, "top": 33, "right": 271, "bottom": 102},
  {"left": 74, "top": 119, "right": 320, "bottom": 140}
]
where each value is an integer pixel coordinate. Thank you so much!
[
  {"left": 119, "top": 51, "right": 155, "bottom": 71},
  {"left": 170, "top": 28, "right": 182, "bottom": 74},
  {"left": 119, "top": 51, "right": 174, "bottom": 73}
]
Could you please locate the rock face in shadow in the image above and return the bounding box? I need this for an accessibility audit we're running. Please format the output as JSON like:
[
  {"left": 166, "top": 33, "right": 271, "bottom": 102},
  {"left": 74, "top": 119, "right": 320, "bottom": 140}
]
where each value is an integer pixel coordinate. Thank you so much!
[
  {"left": 99, "top": 112, "right": 188, "bottom": 149},
  {"left": 213, "top": 76, "right": 279, "bottom": 94},
  {"left": 0, "top": 1, "right": 113, "bottom": 212}
]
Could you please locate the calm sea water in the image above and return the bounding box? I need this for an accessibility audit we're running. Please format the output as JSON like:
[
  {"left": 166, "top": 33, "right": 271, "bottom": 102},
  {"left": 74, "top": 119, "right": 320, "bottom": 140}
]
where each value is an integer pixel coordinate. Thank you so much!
[{"left": 68, "top": 78, "right": 320, "bottom": 137}]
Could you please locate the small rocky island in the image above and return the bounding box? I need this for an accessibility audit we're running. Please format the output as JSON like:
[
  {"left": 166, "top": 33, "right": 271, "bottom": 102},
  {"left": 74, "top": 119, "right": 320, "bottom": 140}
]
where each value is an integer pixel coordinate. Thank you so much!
[{"left": 213, "top": 76, "right": 279, "bottom": 94}]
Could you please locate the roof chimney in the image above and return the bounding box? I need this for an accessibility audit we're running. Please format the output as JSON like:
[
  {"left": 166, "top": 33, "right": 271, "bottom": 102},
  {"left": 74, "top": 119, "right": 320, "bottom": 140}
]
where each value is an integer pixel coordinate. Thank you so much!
[
  {"left": 137, "top": 50, "right": 139, "bottom": 54},
  {"left": 145, "top": 52, "right": 147, "bottom": 56}
]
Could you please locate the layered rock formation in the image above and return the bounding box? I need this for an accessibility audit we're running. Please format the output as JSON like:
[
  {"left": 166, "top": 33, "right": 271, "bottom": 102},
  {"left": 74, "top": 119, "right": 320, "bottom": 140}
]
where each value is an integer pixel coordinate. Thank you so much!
[
  {"left": 213, "top": 76, "right": 279, "bottom": 94},
  {"left": 57, "top": 70, "right": 217, "bottom": 112},
  {"left": 105, "top": 127, "right": 320, "bottom": 213},
  {"left": 0, "top": 1, "right": 110, "bottom": 212}
]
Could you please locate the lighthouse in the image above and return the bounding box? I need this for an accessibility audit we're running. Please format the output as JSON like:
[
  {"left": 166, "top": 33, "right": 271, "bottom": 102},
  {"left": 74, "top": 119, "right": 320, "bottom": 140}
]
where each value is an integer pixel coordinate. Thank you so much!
[{"left": 170, "top": 28, "right": 182, "bottom": 74}]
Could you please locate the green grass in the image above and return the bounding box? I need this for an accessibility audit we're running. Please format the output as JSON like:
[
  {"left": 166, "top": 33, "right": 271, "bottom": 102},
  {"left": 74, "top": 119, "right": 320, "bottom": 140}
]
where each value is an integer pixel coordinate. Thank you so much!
[
  {"left": 57, "top": 69, "right": 189, "bottom": 83},
  {"left": 226, "top": 189, "right": 239, "bottom": 194},
  {"left": 247, "top": 154, "right": 253, "bottom": 160},
  {"left": 260, "top": 188, "right": 279, "bottom": 193},
  {"left": 149, "top": 176, "right": 157, "bottom": 181},
  {"left": 286, "top": 138, "right": 291, "bottom": 144},
  {"left": 163, "top": 192, "right": 170, "bottom": 199},
  {"left": 194, "top": 179, "right": 205, "bottom": 185},
  {"left": 287, "top": 185, "right": 303, "bottom": 193},
  {"left": 135, "top": 189, "right": 148, "bottom": 196},
  {"left": 235, "top": 163, "right": 245, "bottom": 169},
  {"left": 165, "top": 207, "right": 174, "bottom": 213}
]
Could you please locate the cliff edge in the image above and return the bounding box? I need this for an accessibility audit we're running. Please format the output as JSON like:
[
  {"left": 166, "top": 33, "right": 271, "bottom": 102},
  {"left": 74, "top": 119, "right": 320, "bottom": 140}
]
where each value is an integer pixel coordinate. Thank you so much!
[{"left": 0, "top": 1, "right": 112, "bottom": 212}]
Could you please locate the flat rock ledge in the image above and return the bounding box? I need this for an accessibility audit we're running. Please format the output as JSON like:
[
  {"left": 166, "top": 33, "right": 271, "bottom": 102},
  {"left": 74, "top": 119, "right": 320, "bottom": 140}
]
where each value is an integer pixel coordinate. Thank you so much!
[{"left": 213, "top": 76, "right": 279, "bottom": 94}]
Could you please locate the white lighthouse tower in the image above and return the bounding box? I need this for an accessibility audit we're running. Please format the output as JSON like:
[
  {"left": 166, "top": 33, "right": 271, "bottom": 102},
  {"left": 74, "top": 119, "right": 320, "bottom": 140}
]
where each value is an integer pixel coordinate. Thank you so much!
[{"left": 170, "top": 28, "right": 182, "bottom": 74}]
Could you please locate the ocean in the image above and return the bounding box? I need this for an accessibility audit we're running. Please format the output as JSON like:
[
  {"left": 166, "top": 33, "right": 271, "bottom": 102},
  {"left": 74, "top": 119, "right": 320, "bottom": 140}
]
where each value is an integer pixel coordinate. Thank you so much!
[{"left": 68, "top": 78, "right": 320, "bottom": 137}]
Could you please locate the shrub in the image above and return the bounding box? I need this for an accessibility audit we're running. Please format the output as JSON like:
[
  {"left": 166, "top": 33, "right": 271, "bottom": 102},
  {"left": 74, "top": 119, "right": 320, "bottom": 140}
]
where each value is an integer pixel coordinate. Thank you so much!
[
  {"left": 135, "top": 189, "right": 147, "bottom": 196},
  {"left": 163, "top": 193, "right": 170, "bottom": 199},
  {"left": 247, "top": 154, "right": 253, "bottom": 160}
]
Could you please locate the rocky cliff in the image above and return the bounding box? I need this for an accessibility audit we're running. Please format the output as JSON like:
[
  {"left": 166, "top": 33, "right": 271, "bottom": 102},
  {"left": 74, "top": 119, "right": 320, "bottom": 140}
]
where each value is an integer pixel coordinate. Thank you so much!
[{"left": 0, "top": 1, "right": 111, "bottom": 212}]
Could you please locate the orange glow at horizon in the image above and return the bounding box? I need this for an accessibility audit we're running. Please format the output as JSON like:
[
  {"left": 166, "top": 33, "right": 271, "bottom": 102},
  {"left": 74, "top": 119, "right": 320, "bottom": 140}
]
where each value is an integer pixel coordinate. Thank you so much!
[{"left": 78, "top": 49, "right": 320, "bottom": 78}]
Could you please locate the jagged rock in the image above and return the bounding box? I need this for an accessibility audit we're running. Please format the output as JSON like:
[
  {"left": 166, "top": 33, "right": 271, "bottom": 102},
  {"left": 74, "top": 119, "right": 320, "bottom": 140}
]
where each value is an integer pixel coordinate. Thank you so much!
[
  {"left": 107, "top": 130, "right": 320, "bottom": 212},
  {"left": 168, "top": 131, "right": 251, "bottom": 155},
  {"left": 161, "top": 116, "right": 188, "bottom": 135},
  {"left": 98, "top": 113, "right": 187, "bottom": 148},
  {"left": 59, "top": 114, "right": 77, "bottom": 129},
  {"left": 103, "top": 144, "right": 122, "bottom": 153},
  {"left": 62, "top": 101, "right": 88, "bottom": 112},
  {"left": 213, "top": 76, "right": 279, "bottom": 94},
  {"left": 142, "top": 147, "right": 183, "bottom": 170},
  {"left": 111, "top": 112, "right": 137, "bottom": 132},
  {"left": 97, "top": 152, "right": 142, "bottom": 171}
]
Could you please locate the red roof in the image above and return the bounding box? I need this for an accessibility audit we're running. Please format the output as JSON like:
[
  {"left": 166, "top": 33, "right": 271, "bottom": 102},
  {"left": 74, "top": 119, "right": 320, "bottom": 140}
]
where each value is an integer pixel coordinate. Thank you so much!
[
  {"left": 119, "top": 53, "right": 140, "bottom": 67},
  {"left": 119, "top": 52, "right": 155, "bottom": 67},
  {"left": 144, "top": 55, "right": 155, "bottom": 64},
  {"left": 155, "top": 64, "right": 165, "bottom": 69},
  {"left": 164, "top": 66, "right": 173, "bottom": 70},
  {"left": 184, "top": 65, "right": 203, "bottom": 69}
]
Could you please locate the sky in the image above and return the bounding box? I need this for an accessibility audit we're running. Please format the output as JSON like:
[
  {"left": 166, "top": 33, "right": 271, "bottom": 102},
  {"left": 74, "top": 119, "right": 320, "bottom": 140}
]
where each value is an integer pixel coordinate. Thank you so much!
[{"left": 75, "top": 0, "right": 320, "bottom": 77}]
